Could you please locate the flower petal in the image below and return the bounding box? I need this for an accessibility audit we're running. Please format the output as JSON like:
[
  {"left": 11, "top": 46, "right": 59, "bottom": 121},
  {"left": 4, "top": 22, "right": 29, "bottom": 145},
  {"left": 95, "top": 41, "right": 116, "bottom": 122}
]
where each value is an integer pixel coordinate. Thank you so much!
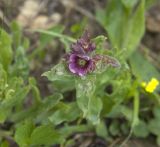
[
  {"left": 69, "top": 63, "right": 77, "bottom": 74},
  {"left": 69, "top": 54, "right": 77, "bottom": 62}
]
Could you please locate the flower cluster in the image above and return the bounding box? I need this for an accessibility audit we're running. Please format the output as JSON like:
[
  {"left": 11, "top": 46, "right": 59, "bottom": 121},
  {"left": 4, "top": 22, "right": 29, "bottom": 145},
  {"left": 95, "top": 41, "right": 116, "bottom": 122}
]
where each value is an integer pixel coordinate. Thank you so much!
[{"left": 66, "top": 31, "right": 120, "bottom": 76}]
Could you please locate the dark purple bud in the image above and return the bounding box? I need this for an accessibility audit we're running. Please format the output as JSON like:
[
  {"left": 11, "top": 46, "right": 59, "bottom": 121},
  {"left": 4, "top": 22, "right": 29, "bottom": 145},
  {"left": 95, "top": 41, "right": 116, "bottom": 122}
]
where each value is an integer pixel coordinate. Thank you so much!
[
  {"left": 68, "top": 53, "right": 94, "bottom": 76},
  {"left": 93, "top": 55, "right": 121, "bottom": 68},
  {"left": 71, "top": 30, "right": 96, "bottom": 54}
]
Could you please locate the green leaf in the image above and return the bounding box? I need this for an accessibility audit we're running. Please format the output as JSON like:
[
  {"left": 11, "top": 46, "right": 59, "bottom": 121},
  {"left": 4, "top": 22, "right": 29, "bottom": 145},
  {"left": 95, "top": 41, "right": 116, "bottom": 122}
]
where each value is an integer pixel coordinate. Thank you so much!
[
  {"left": 96, "top": 121, "right": 108, "bottom": 139},
  {"left": 0, "top": 28, "right": 13, "bottom": 70},
  {"left": 48, "top": 102, "right": 80, "bottom": 125},
  {"left": 96, "top": 68, "right": 120, "bottom": 88},
  {"left": 15, "top": 121, "right": 34, "bottom": 147},
  {"left": 96, "top": 0, "right": 145, "bottom": 57},
  {"left": 126, "top": 0, "right": 145, "bottom": 55},
  {"left": 22, "top": 37, "right": 30, "bottom": 49},
  {"left": 76, "top": 77, "right": 102, "bottom": 124},
  {"left": 121, "top": 0, "right": 138, "bottom": 8},
  {"left": 0, "top": 64, "right": 7, "bottom": 99},
  {"left": 0, "top": 109, "right": 10, "bottom": 123},
  {"left": 95, "top": 9, "right": 106, "bottom": 27},
  {"left": 109, "top": 120, "right": 120, "bottom": 136},
  {"left": 148, "top": 106, "right": 160, "bottom": 139},
  {"left": 30, "top": 125, "right": 64, "bottom": 145},
  {"left": 0, "top": 75, "right": 30, "bottom": 122},
  {"left": 10, "top": 21, "right": 22, "bottom": 48},
  {"left": 129, "top": 50, "right": 160, "bottom": 81},
  {"left": 133, "top": 120, "right": 149, "bottom": 138},
  {"left": 108, "top": 105, "right": 133, "bottom": 121},
  {"left": 29, "top": 77, "right": 41, "bottom": 103},
  {"left": 148, "top": 119, "right": 160, "bottom": 136},
  {"left": 98, "top": 0, "right": 128, "bottom": 49},
  {"left": 101, "top": 96, "right": 115, "bottom": 116},
  {"left": 121, "top": 123, "right": 130, "bottom": 135},
  {"left": 1, "top": 85, "right": 30, "bottom": 110},
  {"left": 42, "top": 93, "right": 63, "bottom": 111},
  {"left": 11, "top": 46, "right": 29, "bottom": 78},
  {"left": 153, "top": 106, "right": 160, "bottom": 120},
  {"left": 42, "top": 62, "right": 73, "bottom": 82},
  {"left": 59, "top": 124, "right": 92, "bottom": 138},
  {"left": 87, "top": 96, "right": 102, "bottom": 124},
  {"left": 52, "top": 80, "right": 75, "bottom": 92},
  {"left": 75, "top": 77, "right": 95, "bottom": 117},
  {"left": 12, "top": 93, "right": 63, "bottom": 122}
]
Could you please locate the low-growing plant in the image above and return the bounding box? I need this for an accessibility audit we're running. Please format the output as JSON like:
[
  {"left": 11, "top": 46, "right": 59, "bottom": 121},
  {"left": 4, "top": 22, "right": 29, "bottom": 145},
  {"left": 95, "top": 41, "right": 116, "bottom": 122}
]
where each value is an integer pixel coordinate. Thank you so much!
[{"left": 0, "top": 0, "right": 160, "bottom": 146}]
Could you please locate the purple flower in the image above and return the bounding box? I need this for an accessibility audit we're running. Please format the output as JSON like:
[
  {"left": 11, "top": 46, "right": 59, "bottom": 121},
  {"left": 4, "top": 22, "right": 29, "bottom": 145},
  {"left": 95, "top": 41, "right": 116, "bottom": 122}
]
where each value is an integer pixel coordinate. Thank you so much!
[
  {"left": 64, "top": 30, "right": 120, "bottom": 77},
  {"left": 71, "top": 30, "right": 96, "bottom": 54},
  {"left": 68, "top": 54, "right": 94, "bottom": 76}
]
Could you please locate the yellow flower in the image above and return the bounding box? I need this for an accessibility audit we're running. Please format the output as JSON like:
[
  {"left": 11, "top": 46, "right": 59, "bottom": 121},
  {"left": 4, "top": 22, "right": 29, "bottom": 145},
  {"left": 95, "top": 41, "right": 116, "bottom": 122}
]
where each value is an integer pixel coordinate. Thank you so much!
[{"left": 141, "top": 78, "right": 159, "bottom": 93}]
